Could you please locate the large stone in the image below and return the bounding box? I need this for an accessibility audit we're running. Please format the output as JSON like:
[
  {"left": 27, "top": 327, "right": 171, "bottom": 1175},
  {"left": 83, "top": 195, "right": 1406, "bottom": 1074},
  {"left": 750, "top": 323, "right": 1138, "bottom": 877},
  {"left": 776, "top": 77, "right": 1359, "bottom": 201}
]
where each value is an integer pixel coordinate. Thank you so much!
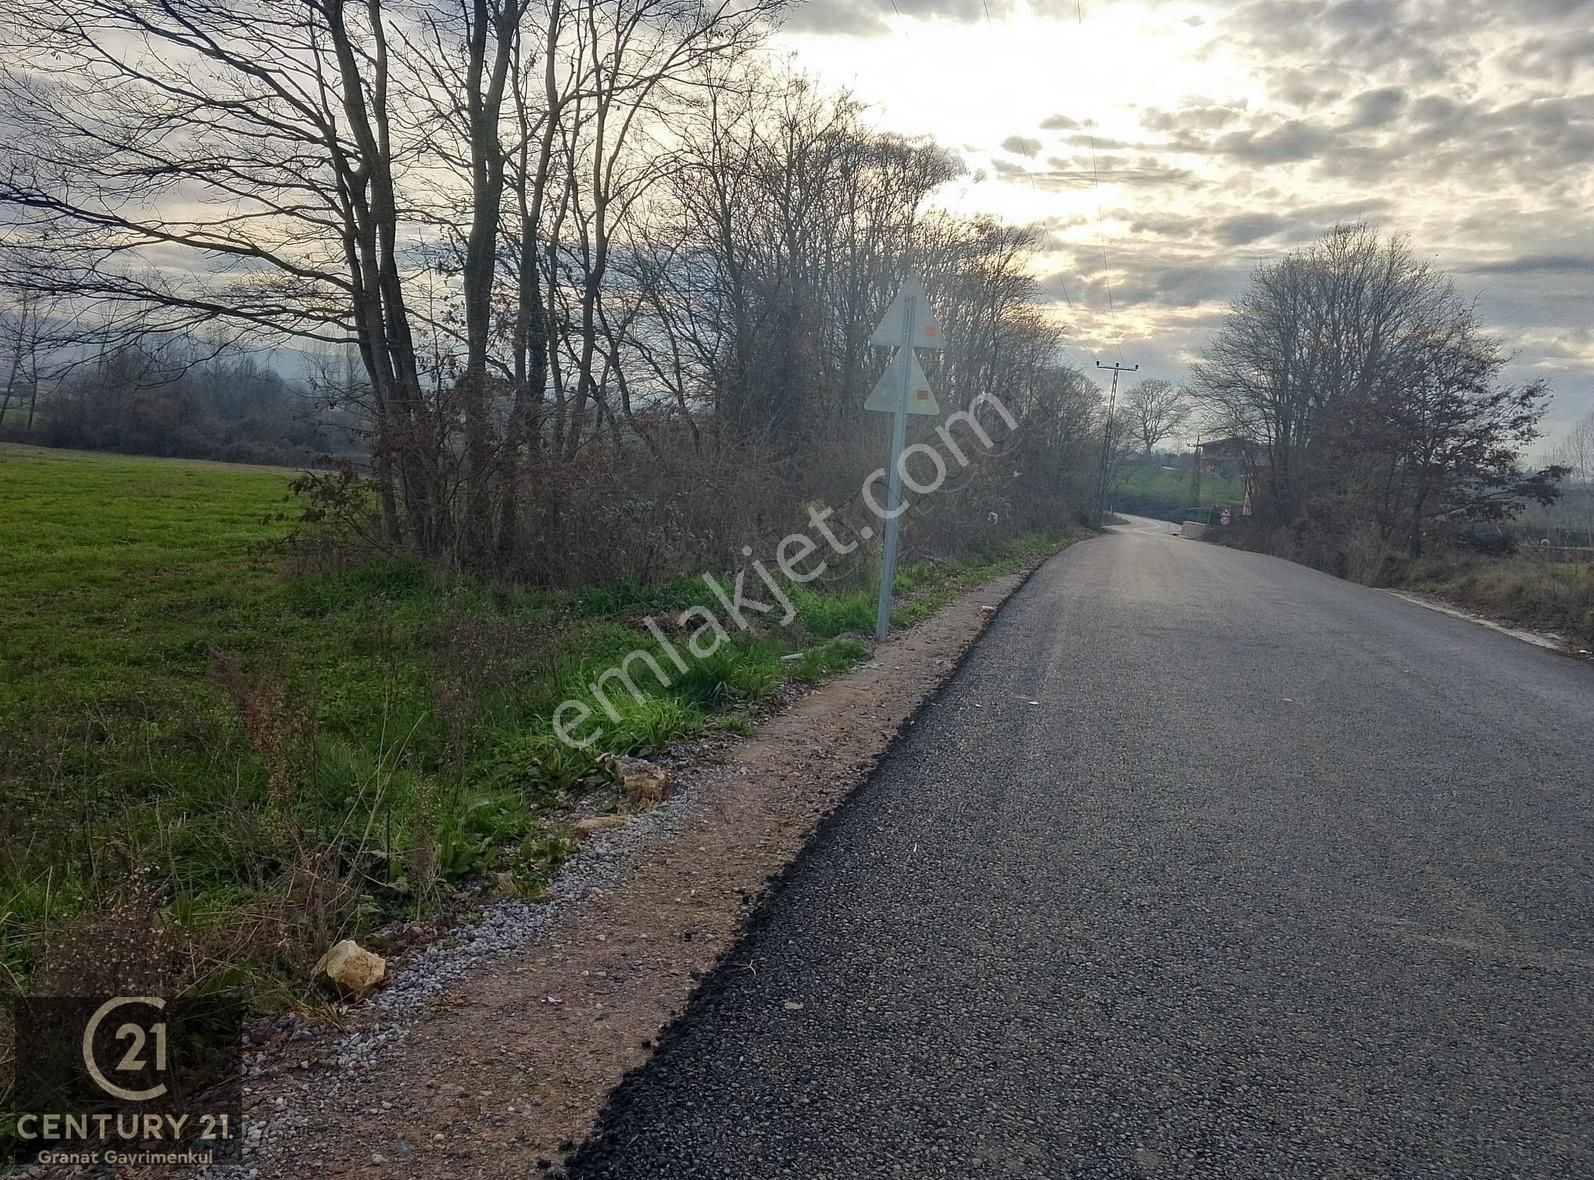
[
  {"left": 601, "top": 755, "right": 672, "bottom": 805},
  {"left": 314, "top": 939, "right": 386, "bottom": 998}
]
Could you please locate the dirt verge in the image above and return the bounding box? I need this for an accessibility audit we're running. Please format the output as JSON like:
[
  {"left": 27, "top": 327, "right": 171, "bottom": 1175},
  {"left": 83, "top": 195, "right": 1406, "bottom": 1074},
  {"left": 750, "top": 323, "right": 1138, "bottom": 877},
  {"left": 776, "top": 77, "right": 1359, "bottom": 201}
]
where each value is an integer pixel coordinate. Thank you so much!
[{"left": 244, "top": 547, "right": 1068, "bottom": 1179}]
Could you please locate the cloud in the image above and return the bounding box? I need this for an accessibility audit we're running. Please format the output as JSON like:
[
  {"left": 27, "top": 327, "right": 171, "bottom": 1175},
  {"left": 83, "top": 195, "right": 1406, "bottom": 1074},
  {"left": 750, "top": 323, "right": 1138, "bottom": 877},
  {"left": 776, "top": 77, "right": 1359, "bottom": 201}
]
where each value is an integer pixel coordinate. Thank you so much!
[
  {"left": 1212, "top": 118, "right": 1336, "bottom": 163},
  {"left": 1040, "top": 113, "right": 1080, "bottom": 130},
  {"left": 1063, "top": 252, "right": 1254, "bottom": 313},
  {"left": 1009, "top": 163, "right": 1198, "bottom": 188},
  {"left": 1465, "top": 254, "right": 1594, "bottom": 277},
  {"left": 1501, "top": 30, "right": 1594, "bottom": 85},
  {"left": 1125, "top": 211, "right": 1207, "bottom": 238},
  {"left": 779, "top": 0, "right": 890, "bottom": 35},
  {"left": 1512, "top": 327, "right": 1594, "bottom": 366},
  {"left": 1345, "top": 85, "right": 1407, "bottom": 129},
  {"left": 1140, "top": 102, "right": 1248, "bottom": 134},
  {"left": 1001, "top": 134, "right": 1042, "bottom": 157},
  {"left": 1229, "top": 0, "right": 1460, "bottom": 86},
  {"left": 1214, "top": 212, "right": 1290, "bottom": 246},
  {"left": 779, "top": 0, "right": 1013, "bottom": 35}
]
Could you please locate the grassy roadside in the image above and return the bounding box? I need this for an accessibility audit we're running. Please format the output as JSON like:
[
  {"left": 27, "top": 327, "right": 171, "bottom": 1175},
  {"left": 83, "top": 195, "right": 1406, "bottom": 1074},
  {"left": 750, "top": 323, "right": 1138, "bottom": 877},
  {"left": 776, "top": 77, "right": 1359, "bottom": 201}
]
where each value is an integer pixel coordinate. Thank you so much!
[
  {"left": 1398, "top": 552, "right": 1594, "bottom": 646},
  {"left": 0, "top": 445, "right": 1074, "bottom": 1006}
]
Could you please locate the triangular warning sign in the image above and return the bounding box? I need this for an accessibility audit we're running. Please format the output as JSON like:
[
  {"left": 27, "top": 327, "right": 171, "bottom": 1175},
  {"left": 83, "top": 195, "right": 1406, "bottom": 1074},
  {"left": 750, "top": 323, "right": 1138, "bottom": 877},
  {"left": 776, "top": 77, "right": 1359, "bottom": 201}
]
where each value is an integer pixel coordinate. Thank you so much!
[
  {"left": 870, "top": 276, "right": 945, "bottom": 350},
  {"left": 865, "top": 348, "right": 941, "bottom": 417}
]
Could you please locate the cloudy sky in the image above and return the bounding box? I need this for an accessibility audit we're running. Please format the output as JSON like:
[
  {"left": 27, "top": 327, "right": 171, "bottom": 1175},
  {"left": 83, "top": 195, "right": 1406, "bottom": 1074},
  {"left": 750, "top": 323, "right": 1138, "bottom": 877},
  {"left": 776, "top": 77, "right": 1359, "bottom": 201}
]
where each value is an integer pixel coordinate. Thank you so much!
[{"left": 771, "top": 0, "right": 1594, "bottom": 443}]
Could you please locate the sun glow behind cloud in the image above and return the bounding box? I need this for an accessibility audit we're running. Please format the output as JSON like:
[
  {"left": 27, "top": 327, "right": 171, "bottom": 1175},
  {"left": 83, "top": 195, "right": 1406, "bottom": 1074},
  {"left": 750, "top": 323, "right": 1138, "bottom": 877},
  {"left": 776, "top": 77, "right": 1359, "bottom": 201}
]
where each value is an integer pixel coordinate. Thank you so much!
[
  {"left": 772, "top": 2, "right": 1265, "bottom": 361},
  {"left": 770, "top": 0, "right": 1594, "bottom": 435}
]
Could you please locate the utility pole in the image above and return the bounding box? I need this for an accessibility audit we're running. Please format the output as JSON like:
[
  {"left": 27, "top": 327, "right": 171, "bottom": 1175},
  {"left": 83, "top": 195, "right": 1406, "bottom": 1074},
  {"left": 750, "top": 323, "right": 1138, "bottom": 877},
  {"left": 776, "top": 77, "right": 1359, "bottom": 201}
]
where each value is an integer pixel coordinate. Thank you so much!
[
  {"left": 1188, "top": 438, "right": 1204, "bottom": 512},
  {"left": 1094, "top": 360, "right": 1138, "bottom": 525}
]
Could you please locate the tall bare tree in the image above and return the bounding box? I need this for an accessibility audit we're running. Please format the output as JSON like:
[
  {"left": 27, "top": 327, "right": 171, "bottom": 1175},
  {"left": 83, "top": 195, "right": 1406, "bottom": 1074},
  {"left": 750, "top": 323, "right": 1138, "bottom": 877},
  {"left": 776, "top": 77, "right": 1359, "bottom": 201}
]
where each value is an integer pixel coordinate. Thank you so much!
[
  {"left": 0, "top": 0, "right": 782, "bottom": 566},
  {"left": 1549, "top": 411, "right": 1594, "bottom": 546},
  {"left": 1121, "top": 378, "right": 1190, "bottom": 454},
  {"left": 0, "top": 0, "right": 443, "bottom": 545},
  {"left": 1193, "top": 224, "right": 1560, "bottom": 563}
]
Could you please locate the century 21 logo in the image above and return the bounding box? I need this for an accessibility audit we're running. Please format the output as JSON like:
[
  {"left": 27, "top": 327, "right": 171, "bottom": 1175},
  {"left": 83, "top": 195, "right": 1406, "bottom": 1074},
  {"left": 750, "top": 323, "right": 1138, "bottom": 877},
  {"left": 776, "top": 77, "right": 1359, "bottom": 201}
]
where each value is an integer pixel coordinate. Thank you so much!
[{"left": 82, "top": 996, "right": 170, "bottom": 1101}]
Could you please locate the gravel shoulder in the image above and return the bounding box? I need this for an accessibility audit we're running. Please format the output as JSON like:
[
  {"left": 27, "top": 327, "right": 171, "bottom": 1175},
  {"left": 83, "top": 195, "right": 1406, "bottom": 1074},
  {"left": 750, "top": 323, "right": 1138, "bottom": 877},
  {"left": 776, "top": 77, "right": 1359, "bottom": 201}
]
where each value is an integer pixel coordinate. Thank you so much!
[{"left": 242, "top": 548, "right": 1069, "bottom": 1178}]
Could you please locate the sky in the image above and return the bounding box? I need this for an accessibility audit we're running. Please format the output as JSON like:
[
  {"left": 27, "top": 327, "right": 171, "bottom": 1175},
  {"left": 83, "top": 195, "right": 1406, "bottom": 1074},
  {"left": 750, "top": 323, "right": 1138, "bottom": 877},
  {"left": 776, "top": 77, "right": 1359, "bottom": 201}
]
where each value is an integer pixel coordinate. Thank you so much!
[{"left": 770, "top": 0, "right": 1594, "bottom": 445}]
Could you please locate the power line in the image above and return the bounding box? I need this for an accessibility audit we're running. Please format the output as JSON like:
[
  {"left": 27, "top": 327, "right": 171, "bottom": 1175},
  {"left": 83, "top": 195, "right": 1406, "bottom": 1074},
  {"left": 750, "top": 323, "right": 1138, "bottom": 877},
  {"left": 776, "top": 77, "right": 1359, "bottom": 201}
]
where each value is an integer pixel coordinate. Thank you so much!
[
  {"left": 1073, "top": 0, "right": 1127, "bottom": 364},
  {"left": 1051, "top": 275, "right": 1097, "bottom": 366}
]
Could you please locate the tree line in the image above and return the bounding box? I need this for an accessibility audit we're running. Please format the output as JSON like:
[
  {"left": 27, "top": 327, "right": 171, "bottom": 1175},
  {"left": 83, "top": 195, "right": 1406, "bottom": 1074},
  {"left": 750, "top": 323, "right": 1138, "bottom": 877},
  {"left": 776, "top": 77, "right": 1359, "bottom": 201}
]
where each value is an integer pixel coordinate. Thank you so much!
[
  {"left": 0, "top": 1, "right": 1105, "bottom": 583},
  {"left": 0, "top": 324, "right": 365, "bottom": 466}
]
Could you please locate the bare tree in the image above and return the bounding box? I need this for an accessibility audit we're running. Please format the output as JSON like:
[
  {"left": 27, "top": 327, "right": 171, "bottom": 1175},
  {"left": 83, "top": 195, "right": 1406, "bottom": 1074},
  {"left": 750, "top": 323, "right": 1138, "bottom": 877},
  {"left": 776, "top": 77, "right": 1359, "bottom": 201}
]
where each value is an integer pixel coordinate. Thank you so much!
[
  {"left": 1550, "top": 411, "right": 1594, "bottom": 545},
  {"left": 1551, "top": 413, "right": 1594, "bottom": 490},
  {"left": 1192, "top": 223, "right": 1561, "bottom": 563},
  {"left": 0, "top": 0, "right": 446, "bottom": 547},
  {"left": 1121, "top": 378, "right": 1190, "bottom": 454},
  {"left": 1, "top": 0, "right": 784, "bottom": 566},
  {"left": 0, "top": 286, "right": 41, "bottom": 429}
]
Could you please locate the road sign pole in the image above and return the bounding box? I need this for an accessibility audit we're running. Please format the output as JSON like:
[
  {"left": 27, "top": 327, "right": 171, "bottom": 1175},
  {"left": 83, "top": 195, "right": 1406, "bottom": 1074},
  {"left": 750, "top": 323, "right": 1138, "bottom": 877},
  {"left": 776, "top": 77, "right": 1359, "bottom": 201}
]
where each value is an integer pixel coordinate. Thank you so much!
[{"left": 874, "top": 292, "right": 916, "bottom": 642}]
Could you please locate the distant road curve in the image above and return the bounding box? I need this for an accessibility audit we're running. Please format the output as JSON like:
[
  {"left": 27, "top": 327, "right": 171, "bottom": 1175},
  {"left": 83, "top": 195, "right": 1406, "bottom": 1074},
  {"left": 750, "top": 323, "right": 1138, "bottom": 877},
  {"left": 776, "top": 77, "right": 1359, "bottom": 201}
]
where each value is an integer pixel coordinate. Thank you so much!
[{"left": 1111, "top": 512, "right": 1183, "bottom": 537}]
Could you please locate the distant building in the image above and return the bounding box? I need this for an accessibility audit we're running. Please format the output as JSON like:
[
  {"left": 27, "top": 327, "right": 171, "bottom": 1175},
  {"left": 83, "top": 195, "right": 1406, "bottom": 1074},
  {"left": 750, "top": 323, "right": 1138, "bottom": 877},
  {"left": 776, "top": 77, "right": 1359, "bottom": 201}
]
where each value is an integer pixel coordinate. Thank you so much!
[{"left": 1194, "top": 435, "right": 1265, "bottom": 518}]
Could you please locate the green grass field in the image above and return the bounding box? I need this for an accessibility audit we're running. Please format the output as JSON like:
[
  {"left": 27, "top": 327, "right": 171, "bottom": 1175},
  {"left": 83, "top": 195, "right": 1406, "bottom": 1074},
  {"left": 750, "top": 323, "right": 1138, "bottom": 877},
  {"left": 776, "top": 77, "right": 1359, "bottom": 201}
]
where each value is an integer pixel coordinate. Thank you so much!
[
  {"left": 1112, "top": 461, "right": 1243, "bottom": 522},
  {"left": 0, "top": 444, "right": 1068, "bottom": 1004}
]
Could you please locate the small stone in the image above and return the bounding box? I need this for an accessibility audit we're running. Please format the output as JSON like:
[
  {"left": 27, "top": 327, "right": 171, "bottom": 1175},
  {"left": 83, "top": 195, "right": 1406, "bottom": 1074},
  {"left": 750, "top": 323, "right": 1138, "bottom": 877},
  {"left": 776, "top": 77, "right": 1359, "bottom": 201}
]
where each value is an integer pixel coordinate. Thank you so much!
[{"left": 573, "top": 814, "right": 629, "bottom": 836}]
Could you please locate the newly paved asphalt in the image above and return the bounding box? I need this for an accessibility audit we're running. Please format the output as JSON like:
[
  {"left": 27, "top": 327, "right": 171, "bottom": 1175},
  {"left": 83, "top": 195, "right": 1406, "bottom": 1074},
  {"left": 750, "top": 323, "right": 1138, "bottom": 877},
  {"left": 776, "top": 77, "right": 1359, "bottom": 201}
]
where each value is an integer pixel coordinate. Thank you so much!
[{"left": 570, "top": 525, "right": 1594, "bottom": 1179}]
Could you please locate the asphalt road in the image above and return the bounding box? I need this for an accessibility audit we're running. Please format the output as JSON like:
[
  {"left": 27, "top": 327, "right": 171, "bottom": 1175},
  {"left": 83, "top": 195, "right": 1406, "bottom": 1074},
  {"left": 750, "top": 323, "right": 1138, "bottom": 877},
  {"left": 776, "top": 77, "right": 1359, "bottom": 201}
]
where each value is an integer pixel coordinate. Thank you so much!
[
  {"left": 570, "top": 530, "right": 1594, "bottom": 1179},
  {"left": 1113, "top": 512, "right": 1184, "bottom": 537}
]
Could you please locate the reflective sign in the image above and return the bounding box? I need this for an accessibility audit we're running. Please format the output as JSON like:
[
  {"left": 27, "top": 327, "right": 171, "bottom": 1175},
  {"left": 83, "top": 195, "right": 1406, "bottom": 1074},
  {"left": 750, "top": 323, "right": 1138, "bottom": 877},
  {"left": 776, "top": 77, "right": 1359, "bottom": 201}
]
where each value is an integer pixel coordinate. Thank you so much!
[
  {"left": 870, "top": 277, "right": 945, "bottom": 350},
  {"left": 865, "top": 347, "right": 941, "bottom": 416}
]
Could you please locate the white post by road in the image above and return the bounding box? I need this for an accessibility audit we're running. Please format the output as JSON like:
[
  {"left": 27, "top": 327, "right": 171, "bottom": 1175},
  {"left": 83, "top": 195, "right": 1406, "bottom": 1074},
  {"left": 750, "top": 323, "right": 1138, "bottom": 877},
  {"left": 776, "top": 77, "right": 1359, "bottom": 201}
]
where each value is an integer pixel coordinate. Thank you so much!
[
  {"left": 865, "top": 276, "right": 944, "bottom": 643},
  {"left": 874, "top": 290, "right": 917, "bottom": 642}
]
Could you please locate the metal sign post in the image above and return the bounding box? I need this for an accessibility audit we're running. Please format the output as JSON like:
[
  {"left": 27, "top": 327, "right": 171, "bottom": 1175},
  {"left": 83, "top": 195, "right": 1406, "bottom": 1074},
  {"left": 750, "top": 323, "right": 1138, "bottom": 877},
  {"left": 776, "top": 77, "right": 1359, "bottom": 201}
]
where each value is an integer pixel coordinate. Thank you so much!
[{"left": 865, "top": 276, "right": 945, "bottom": 642}]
